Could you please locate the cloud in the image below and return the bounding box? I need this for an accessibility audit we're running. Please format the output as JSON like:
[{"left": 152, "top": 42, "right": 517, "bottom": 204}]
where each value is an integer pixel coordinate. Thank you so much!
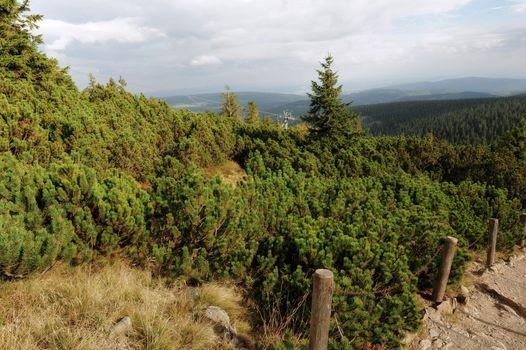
[
  {"left": 513, "top": 4, "right": 526, "bottom": 13},
  {"left": 30, "top": 0, "right": 526, "bottom": 93},
  {"left": 39, "top": 17, "right": 165, "bottom": 52},
  {"left": 190, "top": 55, "right": 223, "bottom": 66}
]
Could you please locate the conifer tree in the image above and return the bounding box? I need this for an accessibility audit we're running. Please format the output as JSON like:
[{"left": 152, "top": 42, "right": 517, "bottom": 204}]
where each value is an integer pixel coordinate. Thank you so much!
[
  {"left": 221, "top": 85, "right": 241, "bottom": 120},
  {"left": 0, "top": 0, "right": 74, "bottom": 91},
  {"left": 0, "top": 0, "right": 47, "bottom": 80},
  {"left": 303, "top": 54, "right": 361, "bottom": 139},
  {"left": 245, "top": 101, "right": 260, "bottom": 124}
]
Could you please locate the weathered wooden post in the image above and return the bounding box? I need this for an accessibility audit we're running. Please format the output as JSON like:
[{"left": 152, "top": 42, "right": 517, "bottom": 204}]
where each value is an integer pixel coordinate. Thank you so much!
[
  {"left": 309, "top": 269, "right": 334, "bottom": 350},
  {"left": 432, "top": 236, "right": 458, "bottom": 303},
  {"left": 486, "top": 218, "right": 498, "bottom": 267},
  {"left": 520, "top": 213, "right": 526, "bottom": 248}
]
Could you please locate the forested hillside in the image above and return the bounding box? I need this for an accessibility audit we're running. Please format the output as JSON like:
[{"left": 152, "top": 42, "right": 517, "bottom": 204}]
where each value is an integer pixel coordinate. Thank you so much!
[
  {"left": 359, "top": 94, "right": 526, "bottom": 144},
  {"left": 162, "top": 89, "right": 496, "bottom": 116},
  {"left": 1, "top": 2, "right": 526, "bottom": 349},
  {"left": 163, "top": 92, "right": 306, "bottom": 113}
]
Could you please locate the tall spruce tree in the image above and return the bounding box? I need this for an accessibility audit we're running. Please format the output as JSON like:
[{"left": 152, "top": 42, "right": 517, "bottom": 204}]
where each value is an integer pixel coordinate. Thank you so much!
[
  {"left": 0, "top": 0, "right": 72, "bottom": 85},
  {"left": 1, "top": 1, "right": 42, "bottom": 79},
  {"left": 303, "top": 54, "right": 361, "bottom": 139},
  {"left": 221, "top": 85, "right": 241, "bottom": 120}
]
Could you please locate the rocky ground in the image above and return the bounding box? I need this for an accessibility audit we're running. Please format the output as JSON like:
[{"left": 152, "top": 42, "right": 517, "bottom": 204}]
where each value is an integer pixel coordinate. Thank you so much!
[{"left": 409, "top": 251, "right": 526, "bottom": 350}]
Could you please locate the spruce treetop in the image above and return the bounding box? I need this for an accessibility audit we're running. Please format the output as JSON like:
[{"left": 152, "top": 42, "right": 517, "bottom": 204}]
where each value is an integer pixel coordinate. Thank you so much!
[
  {"left": 303, "top": 54, "right": 361, "bottom": 140},
  {"left": 0, "top": 0, "right": 71, "bottom": 84}
]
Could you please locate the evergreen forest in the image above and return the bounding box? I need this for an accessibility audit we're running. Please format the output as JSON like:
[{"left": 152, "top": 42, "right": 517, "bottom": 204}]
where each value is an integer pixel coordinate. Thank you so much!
[
  {"left": 358, "top": 94, "right": 526, "bottom": 144},
  {"left": 1, "top": 1, "right": 526, "bottom": 349}
]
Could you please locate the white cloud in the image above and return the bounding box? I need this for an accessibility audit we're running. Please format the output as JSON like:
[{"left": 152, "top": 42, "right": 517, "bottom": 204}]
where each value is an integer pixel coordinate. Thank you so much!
[
  {"left": 190, "top": 55, "right": 223, "bottom": 66},
  {"left": 513, "top": 3, "right": 526, "bottom": 13},
  {"left": 39, "top": 17, "right": 165, "bottom": 52},
  {"left": 30, "top": 0, "right": 526, "bottom": 93},
  {"left": 159, "top": 0, "right": 473, "bottom": 47}
]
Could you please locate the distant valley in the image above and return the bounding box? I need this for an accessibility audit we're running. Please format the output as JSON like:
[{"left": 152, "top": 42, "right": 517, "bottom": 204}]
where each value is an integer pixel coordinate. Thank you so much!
[
  {"left": 162, "top": 92, "right": 305, "bottom": 117},
  {"left": 161, "top": 77, "right": 526, "bottom": 117}
]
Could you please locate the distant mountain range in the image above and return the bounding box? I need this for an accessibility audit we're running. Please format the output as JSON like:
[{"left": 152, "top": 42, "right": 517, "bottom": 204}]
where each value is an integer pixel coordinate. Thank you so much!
[
  {"left": 387, "top": 77, "right": 526, "bottom": 95},
  {"left": 161, "top": 77, "right": 526, "bottom": 117}
]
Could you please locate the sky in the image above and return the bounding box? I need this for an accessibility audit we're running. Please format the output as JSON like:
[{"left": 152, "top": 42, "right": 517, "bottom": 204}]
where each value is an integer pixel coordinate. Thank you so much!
[{"left": 31, "top": 0, "right": 526, "bottom": 95}]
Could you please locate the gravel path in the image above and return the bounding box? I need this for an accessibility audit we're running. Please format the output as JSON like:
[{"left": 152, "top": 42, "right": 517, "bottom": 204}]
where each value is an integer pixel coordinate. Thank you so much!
[{"left": 409, "top": 251, "right": 526, "bottom": 350}]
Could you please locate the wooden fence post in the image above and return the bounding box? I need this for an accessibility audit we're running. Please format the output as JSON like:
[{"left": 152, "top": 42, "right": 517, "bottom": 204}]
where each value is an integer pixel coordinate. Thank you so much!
[
  {"left": 432, "top": 236, "right": 458, "bottom": 303},
  {"left": 520, "top": 213, "right": 526, "bottom": 248},
  {"left": 309, "top": 269, "right": 334, "bottom": 350},
  {"left": 486, "top": 218, "right": 498, "bottom": 268}
]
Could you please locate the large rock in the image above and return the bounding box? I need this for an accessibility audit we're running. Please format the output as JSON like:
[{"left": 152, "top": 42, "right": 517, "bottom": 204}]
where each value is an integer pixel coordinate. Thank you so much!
[
  {"left": 204, "top": 306, "right": 246, "bottom": 349},
  {"left": 110, "top": 316, "right": 133, "bottom": 337},
  {"left": 204, "top": 306, "right": 235, "bottom": 335}
]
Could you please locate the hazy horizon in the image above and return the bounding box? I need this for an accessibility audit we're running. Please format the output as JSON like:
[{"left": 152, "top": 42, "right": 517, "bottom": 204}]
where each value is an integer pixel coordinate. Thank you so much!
[
  {"left": 152, "top": 76, "right": 526, "bottom": 97},
  {"left": 32, "top": 0, "right": 526, "bottom": 95}
]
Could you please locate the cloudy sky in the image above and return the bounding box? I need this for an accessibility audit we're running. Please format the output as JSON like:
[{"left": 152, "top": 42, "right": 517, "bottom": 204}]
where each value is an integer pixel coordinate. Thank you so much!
[{"left": 31, "top": 0, "right": 526, "bottom": 95}]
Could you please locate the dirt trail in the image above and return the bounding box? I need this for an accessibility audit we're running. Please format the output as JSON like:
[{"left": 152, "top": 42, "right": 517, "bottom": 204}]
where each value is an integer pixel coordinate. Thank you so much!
[{"left": 409, "top": 252, "right": 526, "bottom": 350}]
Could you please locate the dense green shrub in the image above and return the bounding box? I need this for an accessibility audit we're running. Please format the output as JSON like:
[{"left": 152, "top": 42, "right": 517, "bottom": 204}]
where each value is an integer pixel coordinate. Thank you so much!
[
  {"left": 239, "top": 157, "right": 518, "bottom": 346},
  {"left": 0, "top": 154, "right": 151, "bottom": 274},
  {"left": 2, "top": 2, "right": 526, "bottom": 348},
  {"left": 149, "top": 172, "right": 261, "bottom": 280}
]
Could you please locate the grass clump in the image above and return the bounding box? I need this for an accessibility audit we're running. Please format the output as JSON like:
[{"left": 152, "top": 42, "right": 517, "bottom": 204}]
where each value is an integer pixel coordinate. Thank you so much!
[{"left": 0, "top": 261, "right": 250, "bottom": 350}]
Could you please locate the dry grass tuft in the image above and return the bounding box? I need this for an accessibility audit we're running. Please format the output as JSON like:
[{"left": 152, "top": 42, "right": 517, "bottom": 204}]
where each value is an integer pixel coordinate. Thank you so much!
[
  {"left": 204, "top": 161, "right": 247, "bottom": 186},
  {"left": 0, "top": 262, "right": 250, "bottom": 350}
]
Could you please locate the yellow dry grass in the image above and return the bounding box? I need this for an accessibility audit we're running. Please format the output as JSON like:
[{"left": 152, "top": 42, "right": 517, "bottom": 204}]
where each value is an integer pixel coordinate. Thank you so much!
[
  {"left": 204, "top": 161, "right": 247, "bottom": 187},
  {"left": 0, "top": 262, "right": 250, "bottom": 350}
]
